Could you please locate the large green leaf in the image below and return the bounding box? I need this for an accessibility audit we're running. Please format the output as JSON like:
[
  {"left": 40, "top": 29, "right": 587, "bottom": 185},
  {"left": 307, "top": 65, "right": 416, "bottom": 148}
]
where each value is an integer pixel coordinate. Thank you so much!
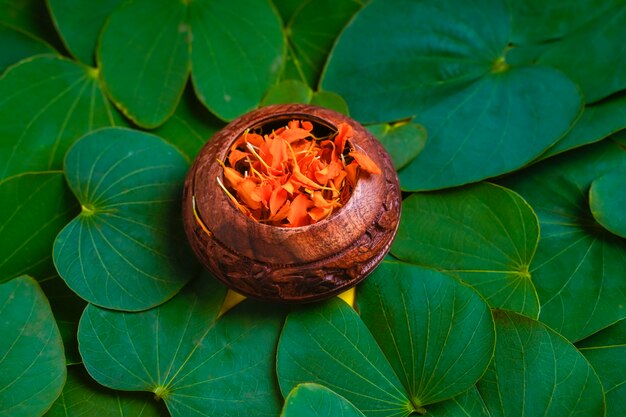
[
  {"left": 0, "top": 276, "right": 66, "bottom": 417},
  {"left": 502, "top": 141, "right": 626, "bottom": 341},
  {"left": 580, "top": 346, "right": 626, "bottom": 417},
  {"left": 0, "top": 172, "right": 78, "bottom": 283},
  {"left": 577, "top": 319, "right": 626, "bottom": 349},
  {"left": 261, "top": 79, "right": 313, "bottom": 105},
  {"left": 477, "top": 311, "right": 604, "bottom": 417},
  {"left": 282, "top": 383, "right": 365, "bottom": 417},
  {"left": 47, "top": 0, "right": 122, "bottom": 65},
  {"left": 0, "top": 55, "right": 120, "bottom": 180},
  {"left": 277, "top": 298, "right": 415, "bottom": 417},
  {"left": 539, "top": 3, "right": 626, "bottom": 103},
  {"left": 424, "top": 387, "right": 490, "bottom": 417},
  {"left": 322, "top": 0, "right": 581, "bottom": 190},
  {"left": 391, "top": 182, "right": 540, "bottom": 318},
  {"left": 79, "top": 278, "right": 285, "bottom": 417},
  {"left": 45, "top": 365, "right": 166, "bottom": 417},
  {"left": 367, "top": 122, "right": 426, "bottom": 171},
  {"left": 0, "top": 0, "right": 61, "bottom": 47},
  {"left": 0, "top": 23, "right": 54, "bottom": 73},
  {"left": 589, "top": 169, "right": 626, "bottom": 238},
  {"left": 53, "top": 128, "right": 194, "bottom": 311},
  {"left": 358, "top": 261, "right": 495, "bottom": 408},
  {"left": 98, "top": 0, "right": 284, "bottom": 126}
]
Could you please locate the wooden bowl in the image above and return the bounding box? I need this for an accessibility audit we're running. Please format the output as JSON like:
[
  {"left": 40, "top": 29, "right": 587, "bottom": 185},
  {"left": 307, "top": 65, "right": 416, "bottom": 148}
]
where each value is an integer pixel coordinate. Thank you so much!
[{"left": 182, "top": 104, "right": 401, "bottom": 303}]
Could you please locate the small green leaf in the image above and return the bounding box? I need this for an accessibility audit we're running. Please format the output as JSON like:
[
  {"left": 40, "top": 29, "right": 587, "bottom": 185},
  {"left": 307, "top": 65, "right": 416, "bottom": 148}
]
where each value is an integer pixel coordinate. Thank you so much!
[
  {"left": 47, "top": 0, "right": 122, "bottom": 65},
  {"left": 282, "top": 383, "right": 365, "bottom": 417},
  {"left": 589, "top": 169, "right": 626, "bottom": 238},
  {"left": 0, "top": 276, "right": 66, "bottom": 417},
  {"left": 391, "top": 182, "right": 540, "bottom": 318},
  {"left": 580, "top": 346, "right": 626, "bottom": 417},
  {"left": 45, "top": 365, "right": 167, "bottom": 417},
  {"left": 502, "top": 140, "right": 626, "bottom": 341},
  {"left": 477, "top": 311, "right": 605, "bottom": 417},
  {"left": 277, "top": 298, "right": 414, "bottom": 417},
  {"left": 424, "top": 387, "right": 490, "bottom": 417},
  {"left": 261, "top": 79, "right": 313, "bottom": 106},
  {"left": 0, "top": 55, "right": 121, "bottom": 180},
  {"left": 0, "top": 23, "right": 55, "bottom": 73},
  {"left": 79, "top": 278, "right": 285, "bottom": 417},
  {"left": 367, "top": 122, "right": 426, "bottom": 171},
  {"left": 0, "top": 172, "right": 78, "bottom": 283},
  {"left": 0, "top": 0, "right": 61, "bottom": 46},
  {"left": 53, "top": 128, "right": 194, "bottom": 311},
  {"left": 310, "top": 90, "right": 349, "bottom": 115},
  {"left": 358, "top": 261, "right": 495, "bottom": 407}
]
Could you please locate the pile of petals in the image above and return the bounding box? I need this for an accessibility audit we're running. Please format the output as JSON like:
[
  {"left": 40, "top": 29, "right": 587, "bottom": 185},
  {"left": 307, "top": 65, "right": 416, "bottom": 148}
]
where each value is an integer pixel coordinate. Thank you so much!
[{"left": 217, "top": 119, "right": 381, "bottom": 227}]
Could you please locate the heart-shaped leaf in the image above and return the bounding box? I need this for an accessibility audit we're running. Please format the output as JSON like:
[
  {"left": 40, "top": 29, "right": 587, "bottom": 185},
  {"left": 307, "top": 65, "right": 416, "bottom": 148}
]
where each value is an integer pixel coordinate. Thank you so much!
[
  {"left": 78, "top": 278, "right": 285, "bottom": 417},
  {"left": 501, "top": 140, "right": 626, "bottom": 341},
  {"left": 477, "top": 311, "right": 604, "bottom": 417},
  {"left": 98, "top": 0, "right": 284, "bottom": 126},
  {"left": 391, "top": 182, "right": 540, "bottom": 318},
  {"left": 45, "top": 365, "right": 167, "bottom": 417},
  {"left": 367, "top": 122, "right": 426, "bottom": 171},
  {"left": 589, "top": 169, "right": 626, "bottom": 238},
  {"left": 0, "top": 172, "right": 78, "bottom": 283},
  {"left": 0, "top": 276, "right": 66, "bottom": 417},
  {"left": 358, "top": 261, "right": 495, "bottom": 408},
  {"left": 282, "top": 383, "right": 365, "bottom": 417},
  {"left": 309, "top": 90, "right": 349, "bottom": 115},
  {"left": 47, "top": 0, "right": 122, "bottom": 65},
  {"left": 261, "top": 79, "right": 313, "bottom": 106},
  {"left": 53, "top": 128, "right": 194, "bottom": 311},
  {"left": 0, "top": 23, "right": 54, "bottom": 73},
  {"left": 580, "top": 346, "right": 626, "bottom": 417},
  {"left": 0, "top": 55, "right": 121, "bottom": 180},
  {"left": 322, "top": 0, "right": 581, "bottom": 190}
]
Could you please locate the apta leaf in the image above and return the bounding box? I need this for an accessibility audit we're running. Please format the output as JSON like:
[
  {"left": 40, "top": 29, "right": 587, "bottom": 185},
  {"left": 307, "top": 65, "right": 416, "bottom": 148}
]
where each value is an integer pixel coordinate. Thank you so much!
[
  {"left": 0, "top": 23, "right": 54, "bottom": 73},
  {"left": 589, "top": 169, "right": 626, "bottom": 238},
  {"left": 282, "top": 383, "right": 365, "bottom": 417}
]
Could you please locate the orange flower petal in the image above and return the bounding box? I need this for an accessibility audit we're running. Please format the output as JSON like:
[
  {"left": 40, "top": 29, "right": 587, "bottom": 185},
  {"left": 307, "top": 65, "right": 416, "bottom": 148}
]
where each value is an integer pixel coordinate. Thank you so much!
[
  {"left": 309, "top": 206, "right": 332, "bottom": 222},
  {"left": 287, "top": 194, "right": 313, "bottom": 227},
  {"left": 236, "top": 178, "right": 263, "bottom": 210},
  {"left": 350, "top": 151, "right": 381, "bottom": 175},
  {"left": 334, "top": 122, "right": 353, "bottom": 155},
  {"left": 223, "top": 166, "right": 244, "bottom": 188}
]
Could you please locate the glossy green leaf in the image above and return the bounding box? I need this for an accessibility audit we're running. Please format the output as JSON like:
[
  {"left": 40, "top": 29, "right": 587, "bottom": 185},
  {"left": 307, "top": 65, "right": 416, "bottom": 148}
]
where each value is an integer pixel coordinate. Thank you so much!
[
  {"left": 367, "top": 122, "right": 426, "bottom": 170},
  {"left": 153, "top": 84, "right": 224, "bottom": 163},
  {"left": 282, "top": 383, "right": 365, "bottom": 417},
  {"left": 589, "top": 169, "right": 626, "bottom": 238},
  {"left": 0, "top": 55, "right": 120, "bottom": 180},
  {"left": 424, "top": 387, "right": 490, "bottom": 417},
  {"left": 261, "top": 79, "right": 313, "bottom": 105},
  {"left": 358, "top": 261, "right": 495, "bottom": 407},
  {"left": 0, "top": 0, "right": 60, "bottom": 46},
  {"left": 0, "top": 23, "right": 54, "bottom": 73},
  {"left": 47, "top": 0, "right": 122, "bottom": 65},
  {"left": 477, "top": 311, "right": 604, "bottom": 417},
  {"left": 539, "top": 4, "right": 626, "bottom": 102},
  {"left": 391, "top": 182, "right": 540, "bottom": 318},
  {"left": 310, "top": 90, "right": 349, "bottom": 115},
  {"left": 613, "top": 130, "right": 626, "bottom": 147},
  {"left": 45, "top": 365, "right": 166, "bottom": 417},
  {"left": 284, "top": 0, "right": 362, "bottom": 86},
  {"left": 580, "top": 346, "right": 626, "bottom": 417},
  {"left": 277, "top": 298, "right": 415, "bottom": 417},
  {"left": 577, "top": 319, "right": 626, "bottom": 349},
  {"left": 502, "top": 140, "right": 626, "bottom": 341},
  {"left": 79, "top": 278, "right": 284, "bottom": 417},
  {"left": 0, "top": 276, "right": 66, "bottom": 417},
  {"left": 53, "top": 128, "right": 194, "bottom": 311},
  {"left": 0, "top": 172, "right": 78, "bottom": 283},
  {"left": 541, "top": 94, "right": 626, "bottom": 159},
  {"left": 323, "top": 0, "right": 581, "bottom": 190}
]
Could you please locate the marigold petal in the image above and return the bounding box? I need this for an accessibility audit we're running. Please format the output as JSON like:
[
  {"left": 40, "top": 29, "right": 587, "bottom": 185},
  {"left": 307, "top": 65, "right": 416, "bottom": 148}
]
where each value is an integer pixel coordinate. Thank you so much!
[
  {"left": 287, "top": 194, "right": 313, "bottom": 227},
  {"left": 350, "top": 151, "right": 381, "bottom": 175}
]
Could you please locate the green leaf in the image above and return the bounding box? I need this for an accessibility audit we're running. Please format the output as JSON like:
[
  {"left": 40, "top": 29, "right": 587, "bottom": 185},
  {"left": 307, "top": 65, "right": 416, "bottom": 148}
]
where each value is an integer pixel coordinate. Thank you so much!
[
  {"left": 78, "top": 278, "right": 285, "bottom": 417},
  {"left": 0, "top": 55, "right": 120, "bottom": 180},
  {"left": 261, "top": 79, "right": 313, "bottom": 105},
  {"left": 589, "top": 169, "right": 626, "bottom": 238},
  {"left": 391, "top": 182, "right": 540, "bottom": 318},
  {"left": 153, "top": 84, "right": 225, "bottom": 163},
  {"left": 424, "top": 387, "right": 490, "bottom": 417},
  {"left": 0, "top": 23, "right": 55, "bottom": 73},
  {"left": 577, "top": 319, "right": 626, "bottom": 349},
  {"left": 367, "top": 122, "right": 426, "bottom": 171},
  {"left": 539, "top": 4, "right": 626, "bottom": 102},
  {"left": 47, "top": 0, "right": 122, "bottom": 65},
  {"left": 580, "top": 346, "right": 626, "bottom": 417},
  {"left": 477, "top": 311, "right": 604, "bottom": 417},
  {"left": 0, "top": 0, "right": 61, "bottom": 47},
  {"left": 310, "top": 90, "right": 349, "bottom": 115},
  {"left": 45, "top": 365, "right": 166, "bottom": 417},
  {"left": 322, "top": 0, "right": 582, "bottom": 190},
  {"left": 53, "top": 128, "right": 194, "bottom": 311},
  {"left": 282, "top": 383, "right": 365, "bottom": 417},
  {"left": 0, "top": 276, "right": 66, "bottom": 417},
  {"left": 358, "top": 261, "right": 495, "bottom": 407},
  {"left": 0, "top": 172, "right": 78, "bottom": 283},
  {"left": 284, "top": 0, "right": 362, "bottom": 86},
  {"left": 277, "top": 298, "right": 415, "bottom": 417},
  {"left": 501, "top": 140, "right": 626, "bottom": 341}
]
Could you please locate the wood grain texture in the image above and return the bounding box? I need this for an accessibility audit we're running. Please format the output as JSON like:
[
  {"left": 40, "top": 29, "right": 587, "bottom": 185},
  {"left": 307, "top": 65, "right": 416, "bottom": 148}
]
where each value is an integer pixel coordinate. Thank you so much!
[{"left": 182, "top": 104, "right": 401, "bottom": 303}]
